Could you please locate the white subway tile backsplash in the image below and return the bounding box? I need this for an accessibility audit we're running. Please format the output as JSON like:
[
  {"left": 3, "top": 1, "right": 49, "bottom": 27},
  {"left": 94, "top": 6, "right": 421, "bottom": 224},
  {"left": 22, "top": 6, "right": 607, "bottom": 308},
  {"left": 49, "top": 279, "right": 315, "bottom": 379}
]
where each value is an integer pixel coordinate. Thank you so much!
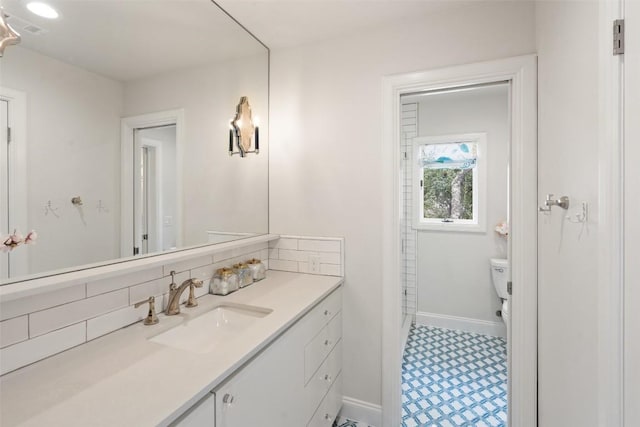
[
  {"left": 0, "top": 316, "right": 28, "bottom": 348},
  {"left": 0, "top": 323, "right": 86, "bottom": 375},
  {"left": 318, "top": 252, "right": 341, "bottom": 264},
  {"left": 0, "top": 239, "right": 272, "bottom": 375},
  {"left": 298, "top": 239, "right": 341, "bottom": 253},
  {"left": 29, "top": 289, "right": 129, "bottom": 338},
  {"left": 87, "top": 267, "right": 164, "bottom": 297},
  {"left": 268, "top": 238, "right": 298, "bottom": 250},
  {"left": 0, "top": 284, "right": 86, "bottom": 321},
  {"left": 320, "top": 264, "right": 341, "bottom": 276},
  {"left": 268, "top": 236, "right": 344, "bottom": 278},
  {"left": 278, "top": 249, "right": 310, "bottom": 262},
  {"left": 190, "top": 264, "right": 216, "bottom": 285},
  {"left": 298, "top": 262, "right": 311, "bottom": 274},
  {"left": 87, "top": 304, "right": 148, "bottom": 341},
  {"left": 269, "top": 259, "right": 298, "bottom": 272},
  {"left": 129, "top": 271, "right": 189, "bottom": 305},
  {"left": 163, "top": 256, "right": 213, "bottom": 276}
]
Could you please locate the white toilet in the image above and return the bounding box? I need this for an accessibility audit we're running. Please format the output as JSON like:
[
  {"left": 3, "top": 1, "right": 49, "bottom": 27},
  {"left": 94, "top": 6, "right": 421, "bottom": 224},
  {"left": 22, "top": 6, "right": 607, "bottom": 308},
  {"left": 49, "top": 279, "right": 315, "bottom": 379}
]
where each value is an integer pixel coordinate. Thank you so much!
[{"left": 490, "top": 258, "right": 510, "bottom": 333}]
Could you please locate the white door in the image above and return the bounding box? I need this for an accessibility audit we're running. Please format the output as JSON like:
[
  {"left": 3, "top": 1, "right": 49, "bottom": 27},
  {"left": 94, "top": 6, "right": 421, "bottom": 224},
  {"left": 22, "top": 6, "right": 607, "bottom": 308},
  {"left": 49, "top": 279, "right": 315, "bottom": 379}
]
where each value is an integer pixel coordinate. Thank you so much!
[
  {"left": 0, "top": 90, "right": 27, "bottom": 280},
  {"left": 133, "top": 134, "right": 159, "bottom": 256},
  {"left": 624, "top": 2, "right": 640, "bottom": 425},
  {"left": 0, "top": 99, "right": 8, "bottom": 279}
]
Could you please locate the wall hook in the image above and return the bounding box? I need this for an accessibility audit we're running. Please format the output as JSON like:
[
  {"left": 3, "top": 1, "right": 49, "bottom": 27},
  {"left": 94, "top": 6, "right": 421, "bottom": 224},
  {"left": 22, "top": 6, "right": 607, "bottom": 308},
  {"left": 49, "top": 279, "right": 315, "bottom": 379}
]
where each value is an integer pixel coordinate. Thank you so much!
[{"left": 71, "top": 196, "right": 83, "bottom": 206}]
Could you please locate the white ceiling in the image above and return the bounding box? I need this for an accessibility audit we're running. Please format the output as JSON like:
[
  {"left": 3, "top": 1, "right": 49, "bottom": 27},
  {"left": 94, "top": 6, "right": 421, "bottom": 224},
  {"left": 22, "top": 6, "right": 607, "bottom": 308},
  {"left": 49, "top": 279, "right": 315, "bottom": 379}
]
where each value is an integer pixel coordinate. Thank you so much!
[
  {"left": 216, "top": 0, "right": 467, "bottom": 49},
  {"left": 4, "top": 0, "right": 267, "bottom": 82},
  {"left": 3, "top": 0, "right": 483, "bottom": 81}
]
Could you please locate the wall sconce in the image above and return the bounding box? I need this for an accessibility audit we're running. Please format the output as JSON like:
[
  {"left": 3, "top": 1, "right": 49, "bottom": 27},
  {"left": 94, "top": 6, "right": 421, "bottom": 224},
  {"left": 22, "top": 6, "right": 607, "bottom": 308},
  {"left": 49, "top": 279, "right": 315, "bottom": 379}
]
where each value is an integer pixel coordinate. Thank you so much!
[
  {"left": 228, "top": 96, "right": 259, "bottom": 157},
  {"left": 0, "top": 10, "right": 21, "bottom": 57}
]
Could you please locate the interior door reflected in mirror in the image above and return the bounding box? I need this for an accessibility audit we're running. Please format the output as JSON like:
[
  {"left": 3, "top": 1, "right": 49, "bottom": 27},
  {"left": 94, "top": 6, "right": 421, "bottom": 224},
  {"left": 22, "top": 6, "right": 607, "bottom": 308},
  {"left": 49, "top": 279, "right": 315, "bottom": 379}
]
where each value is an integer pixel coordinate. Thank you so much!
[
  {"left": 0, "top": 0, "right": 269, "bottom": 284},
  {"left": 133, "top": 125, "right": 178, "bottom": 256}
]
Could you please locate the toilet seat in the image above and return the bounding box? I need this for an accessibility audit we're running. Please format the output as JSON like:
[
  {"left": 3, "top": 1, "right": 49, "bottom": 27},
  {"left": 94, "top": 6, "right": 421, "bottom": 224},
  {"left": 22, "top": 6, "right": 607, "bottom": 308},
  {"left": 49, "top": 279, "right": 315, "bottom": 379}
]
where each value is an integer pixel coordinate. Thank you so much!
[
  {"left": 501, "top": 299, "right": 509, "bottom": 338},
  {"left": 501, "top": 299, "right": 509, "bottom": 322}
]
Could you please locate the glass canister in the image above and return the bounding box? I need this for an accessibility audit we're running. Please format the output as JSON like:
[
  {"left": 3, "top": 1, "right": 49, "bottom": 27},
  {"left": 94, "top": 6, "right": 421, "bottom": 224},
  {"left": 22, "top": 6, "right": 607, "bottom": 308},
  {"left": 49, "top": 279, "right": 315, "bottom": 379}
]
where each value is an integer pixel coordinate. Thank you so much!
[
  {"left": 233, "top": 263, "right": 254, "bottom": 288},
  {"left": 246, "top": 258, "right": 266, "bottom": 281},
  {"left": 211, "top": 268, "right": 239, "bottom": 296}
]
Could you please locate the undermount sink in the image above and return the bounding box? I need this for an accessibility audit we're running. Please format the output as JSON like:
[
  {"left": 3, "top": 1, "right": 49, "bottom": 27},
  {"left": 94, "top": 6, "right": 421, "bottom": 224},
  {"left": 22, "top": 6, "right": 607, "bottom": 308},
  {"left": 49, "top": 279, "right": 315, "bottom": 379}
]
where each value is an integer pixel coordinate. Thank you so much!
[{"left": 150, "top": 303, "right": 273, "bottom": 354}]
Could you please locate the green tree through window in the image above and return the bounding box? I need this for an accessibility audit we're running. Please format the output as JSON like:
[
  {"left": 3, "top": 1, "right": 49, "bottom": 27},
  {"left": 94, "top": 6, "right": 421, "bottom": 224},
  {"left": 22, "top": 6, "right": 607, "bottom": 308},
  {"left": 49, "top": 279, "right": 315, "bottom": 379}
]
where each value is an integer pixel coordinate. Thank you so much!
[{"left": 423, "top": 168, "right": 473, "bottom": 220}]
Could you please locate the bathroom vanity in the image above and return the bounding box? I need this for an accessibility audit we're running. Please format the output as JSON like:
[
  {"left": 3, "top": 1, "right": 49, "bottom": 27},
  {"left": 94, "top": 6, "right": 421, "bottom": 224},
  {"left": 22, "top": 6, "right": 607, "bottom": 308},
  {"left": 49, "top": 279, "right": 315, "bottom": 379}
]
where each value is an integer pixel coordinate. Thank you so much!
[{"left": 0, "top": 271, "right": 343, "bottom": 427}]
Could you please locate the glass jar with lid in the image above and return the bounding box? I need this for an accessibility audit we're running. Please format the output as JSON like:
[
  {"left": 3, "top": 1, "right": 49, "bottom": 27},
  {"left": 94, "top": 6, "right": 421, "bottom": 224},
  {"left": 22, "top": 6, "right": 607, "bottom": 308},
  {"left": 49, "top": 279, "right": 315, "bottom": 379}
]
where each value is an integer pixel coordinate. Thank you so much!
[
  {"left": 246, "top": 258, "right": 266, "bottom": 281},
  {"left": 211, "top": 268, "right": 239, "bottom": 295},
  {"left": 233, "top": 263, "right": 254, "bottom": 288}
]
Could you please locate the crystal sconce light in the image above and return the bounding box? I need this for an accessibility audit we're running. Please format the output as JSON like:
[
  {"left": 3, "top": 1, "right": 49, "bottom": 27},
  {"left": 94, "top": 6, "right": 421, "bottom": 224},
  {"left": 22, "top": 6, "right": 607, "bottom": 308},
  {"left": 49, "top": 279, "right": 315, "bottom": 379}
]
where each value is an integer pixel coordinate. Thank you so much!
[{"left": 229, "top": 97, "right": 259, "bottom": 157}]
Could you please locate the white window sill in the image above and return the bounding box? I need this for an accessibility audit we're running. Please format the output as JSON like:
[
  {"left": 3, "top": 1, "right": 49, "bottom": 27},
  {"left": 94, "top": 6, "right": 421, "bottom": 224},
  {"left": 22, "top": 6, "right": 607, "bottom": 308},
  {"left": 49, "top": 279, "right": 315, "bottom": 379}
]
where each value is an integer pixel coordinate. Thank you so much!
[{"left": 413, "top": 221, "right": 486, "bottom": 233}]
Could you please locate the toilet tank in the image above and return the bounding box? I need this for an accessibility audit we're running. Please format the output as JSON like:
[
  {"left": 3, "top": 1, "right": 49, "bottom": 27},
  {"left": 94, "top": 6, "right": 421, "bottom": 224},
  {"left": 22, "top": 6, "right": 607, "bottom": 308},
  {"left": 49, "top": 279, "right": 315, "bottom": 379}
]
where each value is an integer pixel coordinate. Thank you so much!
[{"left": 490, "top": 258, "right": 509, "bottom": 299}]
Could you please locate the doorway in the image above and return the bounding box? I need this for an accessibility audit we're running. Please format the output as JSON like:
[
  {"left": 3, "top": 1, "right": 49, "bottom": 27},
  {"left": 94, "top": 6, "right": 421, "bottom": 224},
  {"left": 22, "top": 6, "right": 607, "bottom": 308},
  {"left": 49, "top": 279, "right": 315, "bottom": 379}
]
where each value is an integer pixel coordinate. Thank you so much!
[
  {"left": 0, "top": 87, "right": 27, "bottom": 280},
  {"left": 121, "top": 109, "right": 184, "bottom": 258},
  {"left": 133, "top": 125, "right": 178, "bottom": 255},
  {"left": 382, "top": 56, "right": 537, "bottom": 427},
  {"left": 400, "top": 82, "right": 510, "bottom": 425}
]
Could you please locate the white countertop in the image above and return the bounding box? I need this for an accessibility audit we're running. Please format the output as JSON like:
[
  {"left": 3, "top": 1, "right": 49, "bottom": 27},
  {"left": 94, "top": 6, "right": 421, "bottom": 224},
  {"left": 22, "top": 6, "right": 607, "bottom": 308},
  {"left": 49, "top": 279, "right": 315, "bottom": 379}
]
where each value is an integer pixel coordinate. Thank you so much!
[{"left": 0, "top": 271, "right": 343, "bottom": 427}]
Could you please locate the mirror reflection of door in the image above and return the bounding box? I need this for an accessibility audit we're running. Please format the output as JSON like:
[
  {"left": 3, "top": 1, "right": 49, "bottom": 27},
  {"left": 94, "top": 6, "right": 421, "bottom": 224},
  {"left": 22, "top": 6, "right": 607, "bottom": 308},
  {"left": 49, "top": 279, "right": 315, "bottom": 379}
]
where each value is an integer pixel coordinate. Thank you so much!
[
  {"left": 133, "top": 125, "right": 177, "bottom": 256},
  {"left": 1, "top": 99, "right": 9, "bottom": 279}
]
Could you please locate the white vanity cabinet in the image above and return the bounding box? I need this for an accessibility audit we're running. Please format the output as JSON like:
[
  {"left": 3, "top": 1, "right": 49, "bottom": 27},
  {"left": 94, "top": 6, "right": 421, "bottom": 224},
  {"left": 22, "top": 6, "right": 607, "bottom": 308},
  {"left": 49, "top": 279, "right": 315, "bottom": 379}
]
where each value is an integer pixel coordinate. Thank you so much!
[
  {"left": 173, "top": 286, "right": 343, "bottom": 427},
  {"left": 171, "top": 393, "right": 216, "bottom": 426},
  {"left": 216, "top": 287, "right": 343, "bottom": 427}
]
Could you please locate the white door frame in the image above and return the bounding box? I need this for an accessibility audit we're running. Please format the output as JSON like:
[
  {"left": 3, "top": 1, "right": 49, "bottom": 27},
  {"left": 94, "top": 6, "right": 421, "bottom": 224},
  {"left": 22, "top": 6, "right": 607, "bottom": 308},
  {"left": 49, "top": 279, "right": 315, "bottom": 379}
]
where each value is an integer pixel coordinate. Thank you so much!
[
  {"left": 0, "top": 87, "right": 28, "bottom": 279},
  {"left": 381, "top": 55, "right": 538, "bottom": 427},
  {"left": 597, "top": 0, "right": 625, "bottom": 424},
  {"left": 623, "top": 0, "right": 638, "bottom": 425},
  {"left": 121, "top": 109, "right": 184, "bottom": 257}
]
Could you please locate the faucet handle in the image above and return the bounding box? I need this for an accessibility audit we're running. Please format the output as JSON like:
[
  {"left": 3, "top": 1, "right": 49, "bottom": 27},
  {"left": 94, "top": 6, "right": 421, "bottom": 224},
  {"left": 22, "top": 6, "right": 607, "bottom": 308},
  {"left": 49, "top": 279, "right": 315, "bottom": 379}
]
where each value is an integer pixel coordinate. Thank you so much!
[
  {"left": 185, "top": 279, "right": 204, "bottom": 308},
  {"left": 169, "top": 270, "right": 177, "bottom": 290},
  {"left": 134, "top": 296, "right": 159, "bottom": 325}
]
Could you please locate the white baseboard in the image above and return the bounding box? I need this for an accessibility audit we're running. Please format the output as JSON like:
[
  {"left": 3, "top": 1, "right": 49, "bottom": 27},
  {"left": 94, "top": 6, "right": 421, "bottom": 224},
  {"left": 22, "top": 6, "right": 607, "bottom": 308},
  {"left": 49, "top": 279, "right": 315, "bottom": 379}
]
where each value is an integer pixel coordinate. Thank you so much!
[
  {"left": 340, "top": 396, "right": 382, "bottom": 427},
  {"left": 416, "top": 311, "right": 506, "bottom": 338}
]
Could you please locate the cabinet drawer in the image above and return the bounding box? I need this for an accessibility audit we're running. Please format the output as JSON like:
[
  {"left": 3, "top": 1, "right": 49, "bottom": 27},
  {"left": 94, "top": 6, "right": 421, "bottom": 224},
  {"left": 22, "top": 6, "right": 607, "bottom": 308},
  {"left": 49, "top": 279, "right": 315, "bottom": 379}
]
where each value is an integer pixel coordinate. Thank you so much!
[
  {"left": 304, "top": 339, "right": 342, "bottom": 419},
  {"left": 304, "top": 311, "right": 342, "bottom": 384},
  {"left": 304, "top": 288, "right": 342, "bottom": 339},
  {"left": 307, "top": 372, "right": 343, "bottom": 427}
]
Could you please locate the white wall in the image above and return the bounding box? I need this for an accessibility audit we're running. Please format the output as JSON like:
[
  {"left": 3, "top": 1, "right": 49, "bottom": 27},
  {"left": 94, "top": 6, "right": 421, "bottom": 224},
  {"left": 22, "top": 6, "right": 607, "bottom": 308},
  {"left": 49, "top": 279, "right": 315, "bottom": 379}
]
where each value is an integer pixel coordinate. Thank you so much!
[
  {"left": 269, "top": 1, "right": 536, "bottom": 407},
  {"left": 536, "top": 1, "right": 600, "bottom": 425},
  {"left": 411, "top": 86, "right": 509, "bottom": 324},
  {"left": 123, "top": 54, "right": 269, "bottom": 247},
  {"left": 1, "top": 47, "right": 124, "bottom": 275}
]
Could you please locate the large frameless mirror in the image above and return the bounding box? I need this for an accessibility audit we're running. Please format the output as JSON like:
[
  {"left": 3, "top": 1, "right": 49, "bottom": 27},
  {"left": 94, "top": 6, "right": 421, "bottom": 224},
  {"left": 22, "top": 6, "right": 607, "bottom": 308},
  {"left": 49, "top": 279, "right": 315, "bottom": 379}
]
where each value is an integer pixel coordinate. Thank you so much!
[{"left": 0, "top": 0, "right": 269, "bottom": 284}]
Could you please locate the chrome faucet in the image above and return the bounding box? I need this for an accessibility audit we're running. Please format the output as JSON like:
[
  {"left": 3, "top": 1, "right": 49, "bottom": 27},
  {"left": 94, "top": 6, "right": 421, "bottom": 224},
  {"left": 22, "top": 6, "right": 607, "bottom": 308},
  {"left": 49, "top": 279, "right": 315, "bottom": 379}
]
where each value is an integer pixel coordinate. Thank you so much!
[{"left": 165, "top": 271, "right": 203, "bottom": 315}]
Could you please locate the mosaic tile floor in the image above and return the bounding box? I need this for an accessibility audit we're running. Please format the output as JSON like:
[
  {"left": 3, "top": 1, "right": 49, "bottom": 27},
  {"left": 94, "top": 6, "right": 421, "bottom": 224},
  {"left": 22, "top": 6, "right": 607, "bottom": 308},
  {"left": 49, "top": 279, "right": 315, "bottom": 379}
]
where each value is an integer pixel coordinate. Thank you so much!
[
  {"left": 402, "top": 325, "right": 507, "bottom": 427},
  {"left": 333, "top": 417, "right": 375, "bottom": 427}
]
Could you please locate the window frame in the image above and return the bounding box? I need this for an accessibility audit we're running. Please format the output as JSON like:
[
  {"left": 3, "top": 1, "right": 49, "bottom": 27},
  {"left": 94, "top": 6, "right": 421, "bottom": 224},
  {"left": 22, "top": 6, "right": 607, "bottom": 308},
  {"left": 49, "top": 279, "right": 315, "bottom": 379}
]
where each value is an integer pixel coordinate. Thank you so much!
[{"left": 412, "top": 133, "right": 487, "bottom": 232}]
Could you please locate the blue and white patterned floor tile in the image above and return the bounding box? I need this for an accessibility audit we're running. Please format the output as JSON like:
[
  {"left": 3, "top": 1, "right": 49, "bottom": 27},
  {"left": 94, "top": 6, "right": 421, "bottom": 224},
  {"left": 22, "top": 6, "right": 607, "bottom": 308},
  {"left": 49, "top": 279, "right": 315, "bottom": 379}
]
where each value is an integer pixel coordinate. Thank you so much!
[
  {"left": 402, "top": 325, "right": 507, "bottom": 427},
  {"left": 333, "top": 417, "right": 375, "bottom": 427}
]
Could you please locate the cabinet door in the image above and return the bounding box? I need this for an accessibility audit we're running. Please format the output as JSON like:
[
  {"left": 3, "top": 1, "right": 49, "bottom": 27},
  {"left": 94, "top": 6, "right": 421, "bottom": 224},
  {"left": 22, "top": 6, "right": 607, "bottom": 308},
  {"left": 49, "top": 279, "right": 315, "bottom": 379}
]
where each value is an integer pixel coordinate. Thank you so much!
[
  {"left": 170, "top": 392, "right": 215, "bottom": 427},
  {"left": 215, "top": 329, "right": 305, "bottom": 427}
]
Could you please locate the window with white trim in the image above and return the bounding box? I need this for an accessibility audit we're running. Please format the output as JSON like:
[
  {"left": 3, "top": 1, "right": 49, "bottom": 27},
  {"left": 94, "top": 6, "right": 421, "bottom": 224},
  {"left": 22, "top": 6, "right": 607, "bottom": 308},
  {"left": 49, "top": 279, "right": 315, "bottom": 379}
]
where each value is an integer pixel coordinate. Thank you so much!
[{"left": 413, "top": 133, "right": 487, "bottom": 232}]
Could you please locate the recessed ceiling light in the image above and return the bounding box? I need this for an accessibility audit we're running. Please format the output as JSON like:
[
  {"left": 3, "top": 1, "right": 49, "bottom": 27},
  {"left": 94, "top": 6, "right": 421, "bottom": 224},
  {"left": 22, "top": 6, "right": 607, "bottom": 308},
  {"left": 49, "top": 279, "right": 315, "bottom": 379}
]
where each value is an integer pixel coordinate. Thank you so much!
[{"left": 26, "top": 2, "right": 59, "bottom": 19}]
